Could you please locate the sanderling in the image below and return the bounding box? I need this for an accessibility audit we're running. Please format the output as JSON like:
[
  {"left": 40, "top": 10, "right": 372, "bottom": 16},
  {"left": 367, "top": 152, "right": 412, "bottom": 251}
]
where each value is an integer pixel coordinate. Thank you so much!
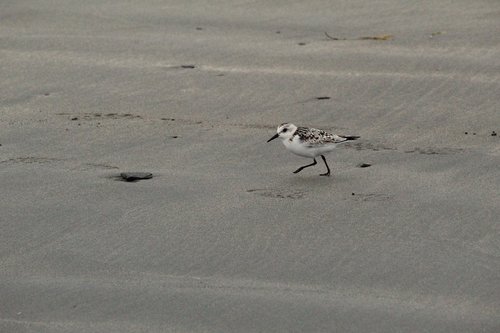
[{"left": 267, "top": 123, "right": 360, "bottom": 176}]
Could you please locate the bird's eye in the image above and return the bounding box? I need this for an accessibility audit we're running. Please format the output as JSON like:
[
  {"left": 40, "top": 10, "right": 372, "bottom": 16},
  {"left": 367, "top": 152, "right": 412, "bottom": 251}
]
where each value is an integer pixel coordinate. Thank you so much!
[{"left": 282, "top": 128, "right": 288, "bottom": 133}]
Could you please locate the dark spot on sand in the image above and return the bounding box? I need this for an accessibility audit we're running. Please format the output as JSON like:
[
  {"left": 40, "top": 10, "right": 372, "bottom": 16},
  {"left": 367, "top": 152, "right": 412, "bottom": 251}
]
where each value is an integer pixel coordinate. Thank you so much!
[
  {"left": 44, "top": 92, "right": 50, "bottom": 96},
  {"left": 71, "top": 117, "right": 78, "bottom": 121},
  {"left": 171, "top": 136, "right": 178, "bottom": 138},
  {"left": 324, "top": 32, "right": 346, "bottom": 40},
  {"left": 492, "top": 131, "right": 497, "bottom": 136},
  {"left": 181, "top": 65, "right": 196, "bottom": 69},
  {"left": 118, "top": 172, "right": 153, "bottom": 182},
  {"left": 430, "top": 31, "right": 444, "bottom": 38},
  {"left": 464, "top": 132, "right": 468, "bottom": 135},
  {"left": 316, "top": 96, "right": 330, "bottom": 100},
  {"left": 298, "top": 42, "right": 306, "bottom": 46},
  {"left": 357, "top": 163, "right": 372, "bottom": 168},
  {"left": 473, "top": 132, "right": 476, "bottom": 135},
  {"left": 360, "top": 35, "right": 393, "bottom": 41},
  {"left": 196, "top": 27, "right": 203, "bottom": 30}
]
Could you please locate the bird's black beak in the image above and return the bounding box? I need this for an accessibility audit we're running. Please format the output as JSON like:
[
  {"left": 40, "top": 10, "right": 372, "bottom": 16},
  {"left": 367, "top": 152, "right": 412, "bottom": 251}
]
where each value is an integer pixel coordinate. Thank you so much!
[{"left": 267, "top": 133, "right": 279, "bottom": 143}]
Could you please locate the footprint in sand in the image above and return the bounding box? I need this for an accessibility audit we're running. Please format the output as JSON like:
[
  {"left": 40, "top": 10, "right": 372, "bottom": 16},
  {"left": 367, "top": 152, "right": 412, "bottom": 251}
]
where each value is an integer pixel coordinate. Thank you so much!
[{"left": 247, "top": 189, "right": 305, "bottom": 199}]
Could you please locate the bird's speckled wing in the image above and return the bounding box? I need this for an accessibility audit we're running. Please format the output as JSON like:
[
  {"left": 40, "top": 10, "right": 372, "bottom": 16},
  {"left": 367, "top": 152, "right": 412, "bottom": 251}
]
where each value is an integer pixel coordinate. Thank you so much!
[{"left": 295, "top": 127, "right": 347, "bottom": 146}]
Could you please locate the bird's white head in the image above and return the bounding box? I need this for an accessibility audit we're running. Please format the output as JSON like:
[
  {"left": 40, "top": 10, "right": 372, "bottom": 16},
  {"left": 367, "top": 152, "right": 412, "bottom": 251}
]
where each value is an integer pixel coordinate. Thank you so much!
[{"left": 267, "top": 123, "right": 298, "bottom": 142}]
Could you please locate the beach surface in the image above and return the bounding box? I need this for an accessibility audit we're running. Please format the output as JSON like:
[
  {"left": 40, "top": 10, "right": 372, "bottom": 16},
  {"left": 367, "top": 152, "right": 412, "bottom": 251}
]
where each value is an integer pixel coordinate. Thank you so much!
[{"left": 1, "top": 1, "right": 499, "bottom": 332}]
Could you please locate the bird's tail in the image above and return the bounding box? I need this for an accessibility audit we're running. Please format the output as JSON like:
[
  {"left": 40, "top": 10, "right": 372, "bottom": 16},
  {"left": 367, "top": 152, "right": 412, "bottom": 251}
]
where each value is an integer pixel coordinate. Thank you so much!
[{"left": 341, "top": 135, "right": 360, "bottom": 141}]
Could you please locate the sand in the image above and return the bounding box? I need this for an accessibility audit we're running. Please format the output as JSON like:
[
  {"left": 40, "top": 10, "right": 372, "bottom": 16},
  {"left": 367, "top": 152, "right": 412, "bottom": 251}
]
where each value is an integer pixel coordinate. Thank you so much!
[{"left": 1, "top": 0, "right": 499, "bottom": 332}]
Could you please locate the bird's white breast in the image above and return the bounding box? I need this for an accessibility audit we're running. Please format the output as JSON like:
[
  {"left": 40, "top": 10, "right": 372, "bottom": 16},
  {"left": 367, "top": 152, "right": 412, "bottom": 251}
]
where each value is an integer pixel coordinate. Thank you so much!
[{"left": 282, "top": 136, "right": 337, "bottom": 158}]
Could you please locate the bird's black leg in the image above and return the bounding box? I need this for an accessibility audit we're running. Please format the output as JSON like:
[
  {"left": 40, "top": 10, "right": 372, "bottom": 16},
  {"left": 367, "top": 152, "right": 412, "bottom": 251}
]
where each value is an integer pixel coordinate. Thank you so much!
[
  {"left": 293, "top": 158, "right": 317, "bottom": 174},
  {"left": 319, "top": 155, "right": 331, "bottom": 176}
]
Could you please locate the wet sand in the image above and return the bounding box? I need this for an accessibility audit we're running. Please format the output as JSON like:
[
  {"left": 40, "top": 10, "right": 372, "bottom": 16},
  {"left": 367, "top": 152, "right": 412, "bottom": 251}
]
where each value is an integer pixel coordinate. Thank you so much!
[{"left": 1, "top": 1, "right": 499, "bottom": 332}]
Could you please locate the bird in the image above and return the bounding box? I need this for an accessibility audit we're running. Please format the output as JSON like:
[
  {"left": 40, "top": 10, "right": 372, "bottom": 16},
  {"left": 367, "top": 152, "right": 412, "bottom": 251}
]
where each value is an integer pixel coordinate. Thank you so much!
[{"left": 267, "top": 123, "right": 360, "bottom": 176}]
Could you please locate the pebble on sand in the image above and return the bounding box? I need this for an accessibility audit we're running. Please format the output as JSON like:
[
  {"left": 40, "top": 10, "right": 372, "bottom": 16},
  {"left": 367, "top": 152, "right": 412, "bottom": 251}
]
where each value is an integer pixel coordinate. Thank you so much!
[{"left": 120, "top": 172, "right": 153, "bottom": 182}]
